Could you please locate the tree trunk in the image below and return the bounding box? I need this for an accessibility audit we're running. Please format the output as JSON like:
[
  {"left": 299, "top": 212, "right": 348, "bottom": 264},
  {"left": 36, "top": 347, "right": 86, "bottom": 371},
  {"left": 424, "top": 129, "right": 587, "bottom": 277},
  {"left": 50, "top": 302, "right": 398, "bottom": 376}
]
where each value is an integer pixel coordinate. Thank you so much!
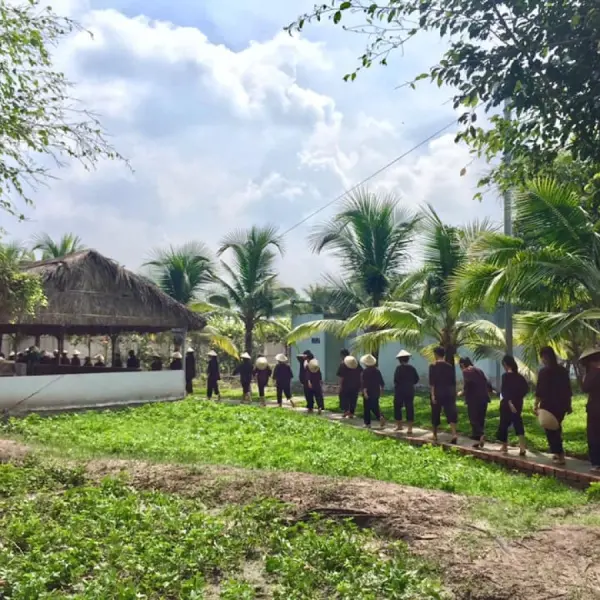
[{"left": 244, "top": 318, "right": 253, "bottom": 355}]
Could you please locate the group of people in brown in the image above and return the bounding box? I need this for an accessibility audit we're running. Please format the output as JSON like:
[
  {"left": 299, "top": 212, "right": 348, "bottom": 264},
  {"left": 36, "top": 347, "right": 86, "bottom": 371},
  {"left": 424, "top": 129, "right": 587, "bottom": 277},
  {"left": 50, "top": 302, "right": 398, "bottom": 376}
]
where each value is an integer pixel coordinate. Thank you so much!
[{"left": 206, "top": 343, "right": 600, "bottom": 472}]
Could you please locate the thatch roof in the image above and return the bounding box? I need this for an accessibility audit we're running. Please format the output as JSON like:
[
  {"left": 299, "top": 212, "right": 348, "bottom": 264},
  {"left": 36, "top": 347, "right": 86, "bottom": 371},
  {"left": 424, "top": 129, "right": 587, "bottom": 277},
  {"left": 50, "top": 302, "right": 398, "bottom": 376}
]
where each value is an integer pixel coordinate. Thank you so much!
[{"left": 0, "top": 249, "right": 206, "bottom": 336}]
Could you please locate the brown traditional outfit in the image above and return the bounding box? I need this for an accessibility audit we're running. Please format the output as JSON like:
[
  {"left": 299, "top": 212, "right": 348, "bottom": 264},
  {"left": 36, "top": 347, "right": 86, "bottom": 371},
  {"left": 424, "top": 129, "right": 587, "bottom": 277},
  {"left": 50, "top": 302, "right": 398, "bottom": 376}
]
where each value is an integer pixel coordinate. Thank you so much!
[
  {"left": 535, "top": 365, "right": 572, "bottom": 455},
  {"left": 337, "top": 362, "right": 362, "bottom": 417},
  {"left": 429, "top": 361, "right": 458, "bottom": 426},
  {"left": 462, "top": 366, "right": 491, "bottom": 440},
  {"left": 582, "top": 366, "right": 600, "bottom": 468},
  {"left": 207, "top": 357, "right": 221, "bottom": 399},
  {"left": 362, "top": 366, "right": 385, "bottom": 426},
  {"left": 273, "top": 363, "right": 293, "bottom": 405},
  {"left": 497, "top": 371, "right": 529, "bottom": 442},
  {"left": 394, "top": 363, "right": 419, "bottom": 423}
]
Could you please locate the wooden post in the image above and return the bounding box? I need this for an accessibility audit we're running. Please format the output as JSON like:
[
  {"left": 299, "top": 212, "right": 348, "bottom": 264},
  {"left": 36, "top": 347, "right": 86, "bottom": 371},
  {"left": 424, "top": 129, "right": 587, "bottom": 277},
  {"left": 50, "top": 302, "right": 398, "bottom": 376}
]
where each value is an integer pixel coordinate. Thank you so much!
[{"left": 110, "top": 334, "right": 119, "bottom": 365}]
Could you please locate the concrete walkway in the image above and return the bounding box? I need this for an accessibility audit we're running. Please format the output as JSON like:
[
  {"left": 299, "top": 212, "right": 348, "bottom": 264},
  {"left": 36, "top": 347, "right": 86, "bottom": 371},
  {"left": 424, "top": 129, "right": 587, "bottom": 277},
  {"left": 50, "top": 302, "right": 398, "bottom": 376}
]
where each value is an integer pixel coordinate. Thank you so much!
[{"left": 218, "top": 396, "right": 600, "bottom": 486}]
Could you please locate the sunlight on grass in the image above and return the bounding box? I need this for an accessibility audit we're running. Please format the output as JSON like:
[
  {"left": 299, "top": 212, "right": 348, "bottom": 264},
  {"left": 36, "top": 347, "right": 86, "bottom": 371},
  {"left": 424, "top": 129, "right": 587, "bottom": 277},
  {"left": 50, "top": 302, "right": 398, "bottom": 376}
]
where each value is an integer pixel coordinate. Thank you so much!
[{"left": 6, "top": 400, "right": 587, "bottom": 510}]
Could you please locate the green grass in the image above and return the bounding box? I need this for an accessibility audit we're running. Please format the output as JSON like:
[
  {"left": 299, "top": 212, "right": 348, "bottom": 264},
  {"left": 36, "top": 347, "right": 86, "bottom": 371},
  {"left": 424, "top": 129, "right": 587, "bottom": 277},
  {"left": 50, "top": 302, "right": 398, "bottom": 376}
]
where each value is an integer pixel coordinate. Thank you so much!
[
  {"left": 213, "top": 381, "right": 589, "bottom": 458},
  {"left": 5, "top": 400, "right": 588, "bottom": 510},
  {"left": 0, "top": 460, "right": 443, "bottom": 599}
]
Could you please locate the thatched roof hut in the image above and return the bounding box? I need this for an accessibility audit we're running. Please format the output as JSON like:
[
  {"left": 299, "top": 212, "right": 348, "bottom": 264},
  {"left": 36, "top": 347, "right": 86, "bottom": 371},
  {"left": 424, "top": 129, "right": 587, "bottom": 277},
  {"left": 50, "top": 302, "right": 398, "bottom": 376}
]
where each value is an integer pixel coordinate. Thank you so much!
[{"left": 0, "top": 249, "right": 206, "bottom": 336}]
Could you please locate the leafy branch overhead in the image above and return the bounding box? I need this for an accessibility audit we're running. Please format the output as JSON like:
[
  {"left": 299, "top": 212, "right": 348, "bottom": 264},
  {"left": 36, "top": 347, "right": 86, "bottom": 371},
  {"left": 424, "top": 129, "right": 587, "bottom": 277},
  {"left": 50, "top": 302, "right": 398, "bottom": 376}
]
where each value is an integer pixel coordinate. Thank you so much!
[
  {"left": 0, "top": 0, "right": 126, "bottom": 219},
  {"left": 287, "top": 0, "right": 600, "bottom": 193}
]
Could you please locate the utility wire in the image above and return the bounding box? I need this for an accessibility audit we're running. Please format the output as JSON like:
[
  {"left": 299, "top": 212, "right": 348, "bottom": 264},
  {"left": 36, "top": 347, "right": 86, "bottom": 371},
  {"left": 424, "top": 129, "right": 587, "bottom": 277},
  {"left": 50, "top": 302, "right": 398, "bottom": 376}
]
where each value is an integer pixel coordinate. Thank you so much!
[{"left": 281, "top": 117, "right": 458, "bottom": 236}]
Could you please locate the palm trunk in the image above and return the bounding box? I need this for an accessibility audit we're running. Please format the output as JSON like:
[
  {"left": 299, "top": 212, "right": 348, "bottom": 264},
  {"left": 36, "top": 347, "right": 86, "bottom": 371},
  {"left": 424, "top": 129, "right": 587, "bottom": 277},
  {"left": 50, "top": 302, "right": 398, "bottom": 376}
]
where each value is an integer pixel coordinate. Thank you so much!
[{"left": 244, "top": 318, "right": 253, "bottom": 355}]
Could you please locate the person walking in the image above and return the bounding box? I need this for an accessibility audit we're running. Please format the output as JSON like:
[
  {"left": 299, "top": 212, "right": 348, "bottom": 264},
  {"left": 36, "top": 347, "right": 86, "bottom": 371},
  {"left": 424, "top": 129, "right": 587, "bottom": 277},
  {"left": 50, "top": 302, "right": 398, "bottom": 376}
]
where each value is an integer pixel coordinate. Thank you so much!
[
  {"left": 534, "top": 346, "right": 572, "bottom": 466},
  {"left": 234, "top": 352, "right": 254, "bottom": 403},
  {"left": 273, "top": 353, "right": 294, "bottom": 407},
  {"left": 428, "top": 347, "right": 458, "bottom": 444},
  {"left": 393, "top": 350, "right": 419, "bottom": 433},
  {"left": 185, "top": 347, "right": 197, "bottom": 395},
  {"left": 337, "top": 349, "right": 351, "bottom": 415},
  {"left": 307, "top": 358, "right": 324, "bottom": 415},
  {"left": 254, "top": 355, "right": 272, "bottom": 407},
  {"left": 579, "top": 348, "right": 600, "bottom": 472},
  {"left": 496, "top": 354, "right": 528, "bottom": 456},
  {"left": 361, "top": 354, "right": 386, "bottom": 429},
  {"left": 458, "top": 357, "right": 492, "bottom": 449},
  {"left": 338, "top": 354, "right": 362, "bottom": 419},
  {"left": 298, "top": 351, "right": 315, "bottom": 412},
  {"left": 206, "top": 350, "right": 221, "bottom": 401}
]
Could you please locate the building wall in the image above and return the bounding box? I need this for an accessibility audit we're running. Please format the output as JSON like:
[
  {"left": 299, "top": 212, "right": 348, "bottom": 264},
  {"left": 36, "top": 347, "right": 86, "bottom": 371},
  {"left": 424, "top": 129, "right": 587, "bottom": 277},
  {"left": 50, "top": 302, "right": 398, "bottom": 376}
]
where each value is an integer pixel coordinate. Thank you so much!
[{"left": 290, "top": 313, "right": 328, "bottom": 375}]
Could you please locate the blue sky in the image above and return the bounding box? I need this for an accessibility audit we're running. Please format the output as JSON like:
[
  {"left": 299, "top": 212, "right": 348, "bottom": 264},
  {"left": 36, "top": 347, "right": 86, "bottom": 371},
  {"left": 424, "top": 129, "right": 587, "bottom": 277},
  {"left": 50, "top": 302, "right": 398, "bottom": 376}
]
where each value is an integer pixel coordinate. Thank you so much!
[{"left": 10, "top": 0, "right": 502, "bottom": 288}]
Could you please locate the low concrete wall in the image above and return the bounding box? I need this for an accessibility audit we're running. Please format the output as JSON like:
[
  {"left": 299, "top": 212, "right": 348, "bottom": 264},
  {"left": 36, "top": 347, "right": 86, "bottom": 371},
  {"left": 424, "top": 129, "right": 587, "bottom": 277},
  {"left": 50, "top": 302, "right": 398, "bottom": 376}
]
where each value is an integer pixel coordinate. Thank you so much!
[{"left": 0, "top": 371, "right": 185, "bottom": 415}]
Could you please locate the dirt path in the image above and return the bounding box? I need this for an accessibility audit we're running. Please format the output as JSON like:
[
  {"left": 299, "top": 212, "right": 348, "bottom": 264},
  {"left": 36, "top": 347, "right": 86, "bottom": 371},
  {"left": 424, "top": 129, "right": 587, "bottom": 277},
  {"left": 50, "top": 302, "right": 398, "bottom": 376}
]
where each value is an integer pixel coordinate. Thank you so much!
[{"left": 2, "top": 439, "right": 600, "bottom": 599}]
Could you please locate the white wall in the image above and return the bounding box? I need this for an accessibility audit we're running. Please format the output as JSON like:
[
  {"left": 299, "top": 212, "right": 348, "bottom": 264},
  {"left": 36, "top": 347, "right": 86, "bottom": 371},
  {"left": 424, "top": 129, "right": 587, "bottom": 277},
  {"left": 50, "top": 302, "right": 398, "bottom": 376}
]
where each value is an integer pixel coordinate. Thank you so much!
[{"left": 0, "top": 371, "right": 185, "bottom": 415}]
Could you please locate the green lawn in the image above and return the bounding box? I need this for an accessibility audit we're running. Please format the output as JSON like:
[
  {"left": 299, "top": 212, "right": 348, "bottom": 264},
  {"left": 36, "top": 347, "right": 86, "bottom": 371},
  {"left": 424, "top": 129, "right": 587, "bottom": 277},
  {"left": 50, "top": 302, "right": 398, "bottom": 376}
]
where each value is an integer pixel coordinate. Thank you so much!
[
  {"left": 213, "top": 381, "right": 589, "bottom": 458},
  {"left": 6, "top": 400, "right": 589, "bottom": 510},
  {"left": 0, "top": 460, "right": 443, "bottom": 599}
]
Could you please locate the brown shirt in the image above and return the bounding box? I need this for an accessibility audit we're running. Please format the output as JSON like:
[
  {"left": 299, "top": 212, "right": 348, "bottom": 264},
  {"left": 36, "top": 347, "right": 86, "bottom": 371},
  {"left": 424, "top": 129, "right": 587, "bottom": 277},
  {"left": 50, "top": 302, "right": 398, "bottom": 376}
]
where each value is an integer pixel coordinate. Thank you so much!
[
  {"left": 234, "top": 360, "right": 253, "bottom": 384},
  {"left": 429, "top": 361, "right": 456, "bottom": 399},
  {"left": 337, "top": 363, "right": 363, "bottom": 392},
  {"left": 308, "top": 369, "right": 322, "bottom": 393},
  {"left": 535, "top": 365, "right": 572, "bottom": 419},
  {"left": 362, "top": 366, "right": 384, "bottom": 398},
  {"left": 273, "top": 363, "right": 293, "bottom": 385},
  {"left": 207, "top": 358, "right": 221, "bottom": 382},
  {"left": 500, "top": 372, "right": 529, "bottom": 410},
  {"left": 253, "top": 366, "right": 272, "bottom": 386},
  {"left": 582, "top": 367, "right": 600, "bottom": 418},
  {"left": 394, "top": 364, "right": 419, "bottom": 395},
  {"left": 462, "top": 366, "right": 490, "bottom": 404}
]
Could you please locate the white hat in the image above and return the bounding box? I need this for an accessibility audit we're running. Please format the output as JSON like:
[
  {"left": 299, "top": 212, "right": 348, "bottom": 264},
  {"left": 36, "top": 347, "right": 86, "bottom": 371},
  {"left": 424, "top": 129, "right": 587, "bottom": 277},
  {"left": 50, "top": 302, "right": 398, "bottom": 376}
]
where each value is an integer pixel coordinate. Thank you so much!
[
  {"left": 361, "top": 354, "right": 377, "bottom": 367},
  {"left": 255, "top": 356, "right": 269, "bottom": 370},
  {"left": 241, "top": 352, "right": 251, "bottom": 360},
  {"left": 308, "top": 358, "right": 320, "bottom": 373},
  {"left": 186, "top": 347, "right": 194, "bottom": 353},
  {"left": 579, "top": 348, "right": 600, "bottom": 362},
  {"left": 396, "top": 350, "right": 412, "bottom": 359},
  {"left": 207, "top": 350, "right": 217, "bottom": 357},
  {"left": 537, "top": 408, "right": 560, "bottom": 431},
  {"left": 72, "top": 350, "right": 81, "bottom": 356},
  {"left": 343, "top": 355, "right": 358, "bottom": 369},
  {"left": 172, "top": 351, "right": 183, "bottom": 359},
  {"left": 94, "top": 354, "right": 105, "bottom": 362},
  {"left": 275, "top": 353, "right": 288, "bottom": 363},
  {"left": 8, "top": 352, "right": 15, "bottom": 358}
]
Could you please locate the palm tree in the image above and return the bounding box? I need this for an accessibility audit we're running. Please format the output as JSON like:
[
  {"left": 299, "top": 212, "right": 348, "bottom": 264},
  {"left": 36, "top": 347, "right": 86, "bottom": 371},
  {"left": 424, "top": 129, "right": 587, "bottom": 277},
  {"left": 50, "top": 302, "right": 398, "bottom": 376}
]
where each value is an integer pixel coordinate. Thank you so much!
[
  {"left": 288, "top": 206, "right": 506, "bottom": 368},
  {"left": 32, "top": 233, "right": 85, "bottom": 259},
  {"left": 0, "top": 241, "right": 34, "bottom": 265},
  {"left": 208, "top": 225, "right": 285, "bottom": 354},
  {"left": 144, "top": 243, "right": 239, "bottom": 358},
  {"left": 452, "top": 177, "right": 600, "bottom": 366},
  {"left": 144, "top": 242, "right": 216, "bottom": 305},
  {"left": 310, "top": 187, "right": 420, "bottom": 309}
]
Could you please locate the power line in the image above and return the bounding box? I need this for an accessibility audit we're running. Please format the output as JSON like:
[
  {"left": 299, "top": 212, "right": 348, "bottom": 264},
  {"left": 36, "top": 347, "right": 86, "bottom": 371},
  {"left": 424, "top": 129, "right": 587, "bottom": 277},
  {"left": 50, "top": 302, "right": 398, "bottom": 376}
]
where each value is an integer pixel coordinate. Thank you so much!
[{"left": 281, "top": 117, "right": 458, "bottom": 236}]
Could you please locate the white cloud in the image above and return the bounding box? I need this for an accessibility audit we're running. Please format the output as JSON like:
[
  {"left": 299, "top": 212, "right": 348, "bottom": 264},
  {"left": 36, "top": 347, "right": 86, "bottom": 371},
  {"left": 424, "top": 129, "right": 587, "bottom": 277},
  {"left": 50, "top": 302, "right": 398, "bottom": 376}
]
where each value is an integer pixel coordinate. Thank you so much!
[{"left": 7, "top": 0, "right": 501, "bottom": 292}]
